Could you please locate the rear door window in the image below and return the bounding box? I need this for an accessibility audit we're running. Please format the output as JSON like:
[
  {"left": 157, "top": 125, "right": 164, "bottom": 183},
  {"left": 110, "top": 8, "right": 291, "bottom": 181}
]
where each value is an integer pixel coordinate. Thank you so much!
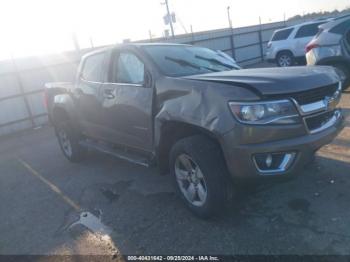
[
  {"left": 295, "top": 23, "right": 323, "bottom": 38},
  {"left": 81, "top": 53, "right": 105, "bottom": 82},
  {"left": 271, "top": 28, "right": 293, "bottom": 41},
  {"left": 330, "top": 19, "right": 350, "bottom": 35}
]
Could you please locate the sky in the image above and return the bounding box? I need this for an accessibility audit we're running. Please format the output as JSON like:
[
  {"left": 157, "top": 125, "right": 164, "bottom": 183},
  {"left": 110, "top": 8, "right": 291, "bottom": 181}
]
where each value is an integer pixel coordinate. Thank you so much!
[{"left": 0, "top": 0, "right": 348, "bottom": 60}]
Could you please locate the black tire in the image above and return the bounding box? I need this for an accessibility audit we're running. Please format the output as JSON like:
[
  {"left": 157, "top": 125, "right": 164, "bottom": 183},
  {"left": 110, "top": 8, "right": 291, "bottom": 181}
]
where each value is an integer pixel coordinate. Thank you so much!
[
  {"left": 55, "top": 121, "right": 87, "bottom": 162},
  {"left": 276, "top": 51, "right": 295, "bottom": 67},
  {"left": 169, "top": 135, "right": 230, "bottom": 219},
  {"left": 334, "top": 64, "right": 350, "bottom": 90}
]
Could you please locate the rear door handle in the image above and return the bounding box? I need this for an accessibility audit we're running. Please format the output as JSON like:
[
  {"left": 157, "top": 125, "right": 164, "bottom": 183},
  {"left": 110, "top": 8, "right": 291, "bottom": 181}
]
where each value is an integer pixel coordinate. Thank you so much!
[{"left": 103, "top": 88, "right": 115, "bottom": 99}]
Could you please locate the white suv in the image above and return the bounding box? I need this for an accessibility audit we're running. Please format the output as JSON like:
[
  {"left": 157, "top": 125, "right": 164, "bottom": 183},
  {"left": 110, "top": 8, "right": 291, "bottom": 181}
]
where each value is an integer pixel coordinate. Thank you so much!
[
  {"left": 306, "top": 16, "right": 350, "bottom": 89},
  {"left": 265, "top": 21, "right": 328, "bottom": 67}
]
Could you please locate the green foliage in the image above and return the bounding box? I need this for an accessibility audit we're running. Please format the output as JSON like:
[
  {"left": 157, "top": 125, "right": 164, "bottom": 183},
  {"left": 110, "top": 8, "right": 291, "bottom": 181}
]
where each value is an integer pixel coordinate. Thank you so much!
[{"left": 288, "top": 7, "right": 350, "bottom": 21}]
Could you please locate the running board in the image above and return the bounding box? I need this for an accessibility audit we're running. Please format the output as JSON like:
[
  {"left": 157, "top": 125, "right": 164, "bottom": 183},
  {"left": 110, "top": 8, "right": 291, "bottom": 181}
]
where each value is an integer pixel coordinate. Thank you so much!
[{"left": 79, "top": 140, "right": 152, "bottom": 167}]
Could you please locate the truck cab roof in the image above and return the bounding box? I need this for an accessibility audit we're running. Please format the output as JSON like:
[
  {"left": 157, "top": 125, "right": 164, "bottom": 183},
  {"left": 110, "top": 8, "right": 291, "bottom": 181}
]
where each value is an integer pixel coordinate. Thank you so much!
[{"left": 83, "top": 43, "right": 190, "bottom": 55}]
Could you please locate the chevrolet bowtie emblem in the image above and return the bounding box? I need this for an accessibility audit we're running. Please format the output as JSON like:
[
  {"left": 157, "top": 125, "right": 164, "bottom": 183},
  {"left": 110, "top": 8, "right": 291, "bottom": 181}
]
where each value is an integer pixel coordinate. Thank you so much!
[{"left": 324, "top": 95, "right": 337, "bottom": 111}]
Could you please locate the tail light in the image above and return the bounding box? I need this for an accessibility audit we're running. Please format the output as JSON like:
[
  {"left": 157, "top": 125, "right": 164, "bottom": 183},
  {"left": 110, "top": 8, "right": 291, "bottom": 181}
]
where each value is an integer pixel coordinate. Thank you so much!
[
  {"left": 43, "top": 90, "right": 49, "bottom": 109},
  {"left": 306, "top": 43, "right": 319, "bottom": 53}
]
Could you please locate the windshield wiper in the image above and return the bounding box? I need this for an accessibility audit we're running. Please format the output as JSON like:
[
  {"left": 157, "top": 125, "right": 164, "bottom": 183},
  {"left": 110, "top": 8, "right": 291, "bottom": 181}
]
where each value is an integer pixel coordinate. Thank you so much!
[
  {"left": 165, "top": 56, "right": 220, "bottom": 72},
  {"left": 165, "top": 56, "right": 201, "bottom": 69},
  {"left": 194, "top": 55, "right": 236, "bottom": 70}
]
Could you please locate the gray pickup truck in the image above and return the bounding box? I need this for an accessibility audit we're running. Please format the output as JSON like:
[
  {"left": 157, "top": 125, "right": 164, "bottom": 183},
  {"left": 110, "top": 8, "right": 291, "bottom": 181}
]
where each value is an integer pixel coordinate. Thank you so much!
[{"left": 45, "top": 43, "right": 344, "bottom": 218}]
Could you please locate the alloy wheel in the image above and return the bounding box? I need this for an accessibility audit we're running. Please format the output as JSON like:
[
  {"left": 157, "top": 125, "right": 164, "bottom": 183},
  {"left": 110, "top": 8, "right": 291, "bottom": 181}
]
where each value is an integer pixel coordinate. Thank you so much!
[
  {"left": 278, "top": 55, "right": 292, "bottom": 67},
  {"left": 58, "top": 129, "right": 73, "bottom": 157},
  {"left": 174, "top": 154, "right": 208, "bottom": 207}
]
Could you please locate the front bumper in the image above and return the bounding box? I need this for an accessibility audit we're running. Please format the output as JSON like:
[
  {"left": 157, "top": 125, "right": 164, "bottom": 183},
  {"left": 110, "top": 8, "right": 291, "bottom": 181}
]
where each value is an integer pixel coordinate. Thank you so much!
[
  {"left": 264, "top": 48, "right": 276, "bottom": 61},
  {"left": 221, "top": 110, "right": 344, "bottom": 179},
  {"left": 264, "top": 50, "right": 275, "bottom": 62}
]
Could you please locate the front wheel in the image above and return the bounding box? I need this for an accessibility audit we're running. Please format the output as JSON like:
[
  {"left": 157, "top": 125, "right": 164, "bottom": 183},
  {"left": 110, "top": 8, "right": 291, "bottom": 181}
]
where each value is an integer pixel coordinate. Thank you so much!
[
  {"left": 169, "top": 135, "right": 230, "bottom": 218},
  {"left": 276, "top": 51, "right": 295, "bottom": 67},
  {"left": 55, "top": 122, "right": 87, "bottom": 162}
]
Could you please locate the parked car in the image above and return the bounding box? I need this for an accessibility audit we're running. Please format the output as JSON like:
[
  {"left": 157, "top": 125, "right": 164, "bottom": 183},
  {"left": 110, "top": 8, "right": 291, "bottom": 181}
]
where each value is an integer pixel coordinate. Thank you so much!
[
  {"left": 266, "top": 20, "right": 329, "bottom": 67},
  {"left": 45, "top": 43, "right": 344, "bottom": 218},
  {"left": 306, "top": 16, "right": 350, "bottom": 89}
]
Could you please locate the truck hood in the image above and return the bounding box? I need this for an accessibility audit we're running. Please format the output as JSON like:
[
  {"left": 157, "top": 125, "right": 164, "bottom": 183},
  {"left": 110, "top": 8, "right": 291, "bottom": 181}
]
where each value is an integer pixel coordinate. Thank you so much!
[{"left": 185, "top": 66, "right": 339, "bottom": 96}]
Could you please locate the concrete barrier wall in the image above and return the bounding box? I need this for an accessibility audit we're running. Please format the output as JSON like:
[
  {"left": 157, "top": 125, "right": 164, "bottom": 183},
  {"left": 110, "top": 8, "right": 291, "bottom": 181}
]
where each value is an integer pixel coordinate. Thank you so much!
[{"left": 0, "top": 19, "right": 306, "bottom": 136}]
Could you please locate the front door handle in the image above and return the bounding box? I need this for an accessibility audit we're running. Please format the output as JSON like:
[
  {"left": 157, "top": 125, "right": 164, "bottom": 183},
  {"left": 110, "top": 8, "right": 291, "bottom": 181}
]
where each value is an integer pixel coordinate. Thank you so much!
[{"left": 103, "top": 88, "right": 115, "bottom": 99}]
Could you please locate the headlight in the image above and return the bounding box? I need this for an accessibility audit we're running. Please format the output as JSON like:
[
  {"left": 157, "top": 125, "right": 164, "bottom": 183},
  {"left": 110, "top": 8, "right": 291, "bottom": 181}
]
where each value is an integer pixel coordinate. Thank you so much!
[{"left": 229, "top": 100, "right": 299, "bottom": 124}]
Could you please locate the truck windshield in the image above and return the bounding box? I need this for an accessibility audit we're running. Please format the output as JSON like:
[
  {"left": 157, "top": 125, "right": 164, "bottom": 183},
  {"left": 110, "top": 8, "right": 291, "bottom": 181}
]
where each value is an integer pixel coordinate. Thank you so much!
[{"left": 142, "top": 45, "right": 240, "bottom": 77}]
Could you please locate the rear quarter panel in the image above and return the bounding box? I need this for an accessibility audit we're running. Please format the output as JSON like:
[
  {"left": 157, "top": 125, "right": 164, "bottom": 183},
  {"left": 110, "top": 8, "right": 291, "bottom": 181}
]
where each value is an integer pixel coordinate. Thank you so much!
[{"left": 45, "top": 82, "right": 79, "bottom": 127}]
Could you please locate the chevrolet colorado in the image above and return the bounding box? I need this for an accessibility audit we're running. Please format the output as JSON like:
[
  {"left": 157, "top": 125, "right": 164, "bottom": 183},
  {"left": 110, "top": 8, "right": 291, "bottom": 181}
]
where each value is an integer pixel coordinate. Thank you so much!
[{"left": 45, "top": 43, "right": 344, "bottom": 218}]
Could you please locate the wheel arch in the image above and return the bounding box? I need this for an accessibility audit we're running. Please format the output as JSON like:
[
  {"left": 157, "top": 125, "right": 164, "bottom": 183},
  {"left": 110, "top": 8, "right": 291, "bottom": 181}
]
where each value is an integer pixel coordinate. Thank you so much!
[
  {"left": 276, "top": 49, "right": 295, "bottom": 58},
  {"left": 156, "top": 121, "right": 224, "bottom": 175},
  {"left": 50, "top": 92, "right": 80, "bottom": 129},
  {"left": 52, "top": 106, "right": 70, "bottom": 126},
  {"left": 51, "top": 105, "right": 81, "bottom": 133}
]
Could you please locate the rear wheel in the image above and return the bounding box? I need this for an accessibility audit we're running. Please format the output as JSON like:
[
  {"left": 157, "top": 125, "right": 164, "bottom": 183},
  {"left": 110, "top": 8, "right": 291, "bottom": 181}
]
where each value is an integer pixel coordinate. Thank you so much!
[
  {"left": 55, "top": 122, "right": 86, "bottom": 162},
  {"left": 169, "top": 135, "right": 230, "bottom": 218},
  {"left": 276, "top": 51, "right": 295, "bottom": 67}
]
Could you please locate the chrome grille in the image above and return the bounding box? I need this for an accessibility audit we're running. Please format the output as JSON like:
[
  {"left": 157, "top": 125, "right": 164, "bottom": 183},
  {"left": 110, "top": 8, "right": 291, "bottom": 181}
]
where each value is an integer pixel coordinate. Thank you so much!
[
  {"left": 267, "top": 82, "right": 342, "bottom": 133},
  {"left": 290, "top": 84, "right": 338, "bottom": 105},
  {"left": 270, "top": 83, "right": 338, "bottom": 106},
  {"left": 293, "top": 82, "right": 342, "bottom": 133},
  {"left": 304, "top": 110, "right": 342, "bottom": 134},
  {"left": 305, "top": 111, "right": 334, "bottom": 131}
]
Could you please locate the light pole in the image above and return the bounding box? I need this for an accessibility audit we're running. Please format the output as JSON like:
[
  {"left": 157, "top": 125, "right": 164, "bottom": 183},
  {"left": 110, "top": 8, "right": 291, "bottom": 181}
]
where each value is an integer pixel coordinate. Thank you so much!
[
  {"left": 227, "top": 6, "right": 235, "bottom": 59},
  {"left": 164, "top": 0, "right": 175, "bottom": 38},
  {"left": 227, "top": 6, "right": 232, "bottom": 28},
  {"left": 71, "top": 32, "right": 80, "bottom": 51}
]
